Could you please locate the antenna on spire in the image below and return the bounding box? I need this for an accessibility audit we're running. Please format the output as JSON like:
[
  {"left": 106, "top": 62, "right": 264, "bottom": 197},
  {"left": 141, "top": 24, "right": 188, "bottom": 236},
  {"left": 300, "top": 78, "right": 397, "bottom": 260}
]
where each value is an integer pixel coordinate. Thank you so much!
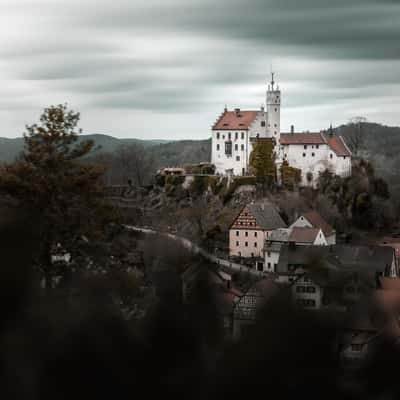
[
  {"left": 329, "top": 123, "right": 334, "bottom": 137},
  {"left": 271, "top": 71, "right": 275, "bottom": 91}
]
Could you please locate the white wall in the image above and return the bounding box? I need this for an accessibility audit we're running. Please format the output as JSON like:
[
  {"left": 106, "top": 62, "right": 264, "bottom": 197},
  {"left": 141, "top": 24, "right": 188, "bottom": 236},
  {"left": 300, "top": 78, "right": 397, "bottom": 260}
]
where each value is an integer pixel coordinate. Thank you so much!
[
  {"left": 264, "top": 249, "right": 280, "bottom": 272},
  {"left": 212, "top": 130, "right": 249, "bottom": 176},
  {"left": 292, "top": 276, "right": 323, "bottom": 309}
]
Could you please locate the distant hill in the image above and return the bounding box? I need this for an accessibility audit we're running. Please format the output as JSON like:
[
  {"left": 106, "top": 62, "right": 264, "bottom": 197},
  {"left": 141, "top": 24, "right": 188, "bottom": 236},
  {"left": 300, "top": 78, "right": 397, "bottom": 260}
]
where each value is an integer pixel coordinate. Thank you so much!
[{"left": 0, "top": 134, "right": 171, "bottom": 163}]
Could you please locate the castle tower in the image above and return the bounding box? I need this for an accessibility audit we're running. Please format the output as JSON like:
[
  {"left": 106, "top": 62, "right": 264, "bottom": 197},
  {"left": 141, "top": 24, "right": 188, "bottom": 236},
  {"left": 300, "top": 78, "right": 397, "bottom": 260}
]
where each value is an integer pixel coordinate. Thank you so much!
[{"left": 266, "top": 72, "right": 281, "bottom": 142}]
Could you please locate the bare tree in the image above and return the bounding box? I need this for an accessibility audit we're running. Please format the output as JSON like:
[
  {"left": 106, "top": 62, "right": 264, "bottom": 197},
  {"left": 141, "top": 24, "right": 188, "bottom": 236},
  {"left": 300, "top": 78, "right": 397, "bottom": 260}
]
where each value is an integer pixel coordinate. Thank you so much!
[
  {"left": 347, "top": 116, "right": 367, "bottom": 157},
  {"left": 114, "top": 144, "right": 155, "bottom": 186}
]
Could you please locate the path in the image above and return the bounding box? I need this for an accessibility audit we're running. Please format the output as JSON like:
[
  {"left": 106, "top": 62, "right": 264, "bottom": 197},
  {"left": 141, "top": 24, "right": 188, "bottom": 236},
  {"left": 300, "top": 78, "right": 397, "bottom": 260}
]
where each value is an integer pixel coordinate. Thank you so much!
[{"left": 123, "top": 225, "right": 265, "bottom": 278}]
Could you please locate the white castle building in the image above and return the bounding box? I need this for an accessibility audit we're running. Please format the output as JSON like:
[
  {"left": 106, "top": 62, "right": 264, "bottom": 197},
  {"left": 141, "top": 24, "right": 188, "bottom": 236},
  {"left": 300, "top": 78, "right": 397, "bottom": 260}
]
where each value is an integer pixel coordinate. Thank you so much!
[{"left": 210, "top": 74, "right": 352, "bottom": 185}]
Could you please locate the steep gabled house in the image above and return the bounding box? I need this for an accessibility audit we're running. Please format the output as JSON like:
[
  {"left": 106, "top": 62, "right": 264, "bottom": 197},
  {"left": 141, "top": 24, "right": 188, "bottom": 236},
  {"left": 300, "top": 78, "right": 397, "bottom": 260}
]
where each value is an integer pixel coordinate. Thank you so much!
[
  {"left": 290, "top": 210, "right": 336, "bottom": 245},
  {"left": 229, "top": 200, "right": 286, "bottom": 265}
]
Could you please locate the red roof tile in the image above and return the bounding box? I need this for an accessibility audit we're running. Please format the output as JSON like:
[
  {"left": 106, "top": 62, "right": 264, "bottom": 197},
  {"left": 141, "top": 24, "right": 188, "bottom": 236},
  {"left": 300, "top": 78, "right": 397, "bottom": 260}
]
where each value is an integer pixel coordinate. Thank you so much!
[
  {"left": 302, "top": 211, "right": 335, "bottom": 236},
  {"left": 327, "top": 136, "right": 351, "bottom": 157},
  {"left": 280, "top": 132, "right": 326, "bottom": 145},
  {"left": 213, "top": 110, "right": 258, "bottom": 130}
]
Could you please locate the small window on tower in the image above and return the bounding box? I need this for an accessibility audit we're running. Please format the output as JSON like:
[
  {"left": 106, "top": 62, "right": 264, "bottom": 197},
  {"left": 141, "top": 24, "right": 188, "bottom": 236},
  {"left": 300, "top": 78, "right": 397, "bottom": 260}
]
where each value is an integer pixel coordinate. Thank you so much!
[
  {"left": 241, "top": 144, "right": 244, "bottom": 151},
  {"left": 312, "top": 152, "right": 315, "bottom": 157},
  {"left": 303, "top": 153, "right": 306, "bottom": 157},
  {"left": 236, "top": 156, "right": 240, "bottom": 161},
  {"left": 330, "top": 154, "right": 333, "bottom": 159},
  {"left": 235, "top": 144, "right": 238, "bottom": 151},
  {"left": 275, "top": 108, "right": 277, "bottom": 112},
  {"left": 217, "top": 144, "right": 220, "bottom": 151}
]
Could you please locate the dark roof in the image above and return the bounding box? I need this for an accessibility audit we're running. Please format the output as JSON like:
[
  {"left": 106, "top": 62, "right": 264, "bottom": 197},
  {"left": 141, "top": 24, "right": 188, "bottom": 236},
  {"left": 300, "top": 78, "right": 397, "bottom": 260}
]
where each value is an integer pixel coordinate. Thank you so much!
[
  {"left": 302, "top": 211, "right": 335, "bottom": 236},
  {"left": 246, "top": 201, "right": 287, "bottom": 230},
  {"left": 213, "top": 110, "right": 259, "bottom": 130},
  {"left": 277, "top": 244, "right": 394, "bottom": 278},
  {"left": 289, "top": 227, "right": 320, "bottom": 244}
]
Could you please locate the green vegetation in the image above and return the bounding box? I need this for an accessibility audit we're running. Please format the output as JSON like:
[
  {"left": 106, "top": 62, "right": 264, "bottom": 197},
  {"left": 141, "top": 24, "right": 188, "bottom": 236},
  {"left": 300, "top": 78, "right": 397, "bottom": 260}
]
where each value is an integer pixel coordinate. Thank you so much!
[
  {"left": 249, "top": 138, "right": 276, "bottom": 183},
  {"left": 0, "top": 104, "right": 114, "bottom": 291},
  {"left": 220, "top": 176, "right": 257, "bottom": 204}
]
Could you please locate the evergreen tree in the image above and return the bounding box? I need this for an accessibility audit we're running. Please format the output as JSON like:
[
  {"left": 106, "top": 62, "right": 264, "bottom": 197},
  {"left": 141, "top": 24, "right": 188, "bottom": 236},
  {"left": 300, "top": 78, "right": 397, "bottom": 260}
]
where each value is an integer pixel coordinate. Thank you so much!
[{"left": 0, "top": 104, "right": 115, "bottom": 290}]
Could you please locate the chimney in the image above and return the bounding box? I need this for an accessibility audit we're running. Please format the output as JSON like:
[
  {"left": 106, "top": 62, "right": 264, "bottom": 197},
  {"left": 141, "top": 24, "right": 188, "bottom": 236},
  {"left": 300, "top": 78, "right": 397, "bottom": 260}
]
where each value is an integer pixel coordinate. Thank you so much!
[
  {"left": 291, "top": 125, "right": 295, "bottom": 134},
  {"left": 235, "top": 108, "right": 240, "bottom": 115}
]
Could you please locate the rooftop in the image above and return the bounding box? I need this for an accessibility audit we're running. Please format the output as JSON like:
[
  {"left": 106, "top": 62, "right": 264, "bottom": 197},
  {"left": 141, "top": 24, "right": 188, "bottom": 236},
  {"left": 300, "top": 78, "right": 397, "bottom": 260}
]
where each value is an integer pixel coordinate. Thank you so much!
[
  {"left": 213, "top": 109, "right": 259, "bottom": 130},
  {"left": 289, "top": 227, "right": 321, "bottom": 244}
]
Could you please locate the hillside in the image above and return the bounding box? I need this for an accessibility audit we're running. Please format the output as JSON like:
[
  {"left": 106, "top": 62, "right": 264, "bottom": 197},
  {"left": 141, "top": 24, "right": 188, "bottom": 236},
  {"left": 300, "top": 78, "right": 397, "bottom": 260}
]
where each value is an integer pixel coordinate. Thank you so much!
[{"left": 0, "top": 134, "right": 170, "bottom": 163}]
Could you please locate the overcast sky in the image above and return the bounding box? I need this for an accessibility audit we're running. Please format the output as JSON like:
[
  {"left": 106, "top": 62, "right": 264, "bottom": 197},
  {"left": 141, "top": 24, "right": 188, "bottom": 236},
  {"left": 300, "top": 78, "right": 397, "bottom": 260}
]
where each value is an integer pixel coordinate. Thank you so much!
[{"left": 1, "top": 0, "right": 400, "bottom": 139}]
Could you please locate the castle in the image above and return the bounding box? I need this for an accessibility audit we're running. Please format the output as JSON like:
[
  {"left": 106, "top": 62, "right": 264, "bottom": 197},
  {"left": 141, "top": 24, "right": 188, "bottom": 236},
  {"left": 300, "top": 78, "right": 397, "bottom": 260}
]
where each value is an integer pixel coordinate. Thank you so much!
[{"left": 210, "top": 74, "right": 352, "bottom": 185}]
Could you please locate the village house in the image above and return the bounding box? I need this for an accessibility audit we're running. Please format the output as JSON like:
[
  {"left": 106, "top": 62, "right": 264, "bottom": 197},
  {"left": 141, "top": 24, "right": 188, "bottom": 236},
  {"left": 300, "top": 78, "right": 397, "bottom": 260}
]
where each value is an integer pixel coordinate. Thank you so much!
[
  {"left": 264, "top": 210, "right": 334, "bottom": 273},
  {"left": 290, "top": 211, "right": 336, "bottom": 245},
  {"left": 232, "top": 278, "right": 280, "bottom": 340},
  {"left": 211, "top": 74, "right": 352, "bottom": 186},
  {"left": 275, "top": 244, "right": 398, "bottom": 310},
  {"left": 229, "top": 200, "right": 287, "bottom": 268}
]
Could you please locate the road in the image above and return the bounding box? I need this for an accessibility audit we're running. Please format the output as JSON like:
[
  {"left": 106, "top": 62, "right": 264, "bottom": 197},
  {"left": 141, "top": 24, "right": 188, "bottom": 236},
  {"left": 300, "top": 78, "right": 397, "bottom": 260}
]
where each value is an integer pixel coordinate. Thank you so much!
[{"left": 123, "top": 225, "right": 265, "bottom": 278}]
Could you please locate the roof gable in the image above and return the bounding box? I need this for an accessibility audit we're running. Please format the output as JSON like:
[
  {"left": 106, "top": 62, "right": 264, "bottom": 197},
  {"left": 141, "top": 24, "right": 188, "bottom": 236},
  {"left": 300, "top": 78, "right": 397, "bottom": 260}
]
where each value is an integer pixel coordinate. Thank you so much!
[
  {"left": 213, "top": 110, "right": 259, "bottom": 130},
  {"left": 231, "top": 201, "right": 287, "bottom": 231},
  {"left": 327, "top": 136, "right": 351, "bottom": 157},
  {"left": 302, "top": 211, "right": 335, "bottom": 236}
]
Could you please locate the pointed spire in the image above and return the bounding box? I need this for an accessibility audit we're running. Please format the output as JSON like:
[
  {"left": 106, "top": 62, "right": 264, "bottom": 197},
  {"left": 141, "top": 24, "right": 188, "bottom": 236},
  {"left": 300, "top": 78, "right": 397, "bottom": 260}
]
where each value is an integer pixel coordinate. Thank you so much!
[{"left": 329, "top": 123, "right": 334, "bottom": 137}]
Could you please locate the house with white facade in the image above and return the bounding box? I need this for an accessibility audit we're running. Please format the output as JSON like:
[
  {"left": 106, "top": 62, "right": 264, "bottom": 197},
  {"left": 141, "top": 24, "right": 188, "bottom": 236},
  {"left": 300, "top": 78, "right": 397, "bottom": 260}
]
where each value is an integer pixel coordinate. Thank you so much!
[
  {"left": 290, "top": 211, "right": 336, "bottom": 245},
  {"left": 210, "top": 74, "right": 352, "bottom": 185},
  {"left": 264, "top": 210, "right": 334, "bottom": 273}
]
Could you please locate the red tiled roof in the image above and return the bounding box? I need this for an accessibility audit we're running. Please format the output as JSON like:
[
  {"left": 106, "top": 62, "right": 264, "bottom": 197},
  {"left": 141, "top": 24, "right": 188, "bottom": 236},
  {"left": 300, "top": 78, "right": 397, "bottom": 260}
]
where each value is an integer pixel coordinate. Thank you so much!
[
  {"left": 302, "top": 211, "right": 335, "bottom": 236},
  {"left": 213, "top": 110, "right": 258, "bottom": 130},
  {"left": 327, "top": 136, "right": 351, "bottom": 157},
  {"left": 280, "top": 132, "right": 326, "bottom": 145},
  {"left": 289, "top": 227, "right": 320, "bottom": 243}
]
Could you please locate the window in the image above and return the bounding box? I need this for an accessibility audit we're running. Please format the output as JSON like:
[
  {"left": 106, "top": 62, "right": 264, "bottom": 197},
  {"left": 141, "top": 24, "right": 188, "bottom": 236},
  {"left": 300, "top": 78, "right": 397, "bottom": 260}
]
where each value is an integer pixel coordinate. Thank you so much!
[
  {"left": 245, "top": 231, "right": 248, "bottom": 237},
  {"left": 238, "top": 251, "right": 241, "bottom": 257},
  {"left": 316, "top": 145, "right": 319, "bottom": 149},
  {"left": 216, "top": 132, "right": 220, "bottom": 139},
  {"left": 303, "top": 153, "right": 306, "bottom": 157},
  {"left": 275, "top": 108, "right": 277, "bottom": 112},
  {"left": 236, "top": 231, "right": 239, "bottom": 236},
  {"left": 254, "top": 232, "right": 258, "bottom": 237},
  {"left": 274, "top": 131, "right": 277, "bottom": 135},
  {"left": 274, "top": 123, "right": 277, "bottom": 127},
  {"left": 216, "top": 144, "right": 220, "bottom": 151},
  {"left": 236, "top": 156, "right": 240, "bottom": 161},
  {"left": 235, "top": 132, "right": 238, "bottom": 140},
  {"left": 304, "top": 145, "right": 307, "bottom": 149},
  {"left": 257, "top": 262, "right": 264, "bottom": 271},
  {"left": 225, "top": 141, "right": 232, "bottom": 156},
  {"left": 236, "top": 241, "right": 239, "bottom": 246},
  {"left": 296, "top": 286, "right": 305, "bottom": 293},
  {"left": 268, "top": 262, "right": 271, "bottom": 268},
  {"left": 254, "top": 242, "right": 257, "bottom": 247},
  {"left": 330, "top": 154, "right": 333, "bottom": 159},
  {"left": 306, "top": 286, "right": 316, "bottom": 293},
  {"left": 251, "top": 253, "right": 254, "bottom": 257},
  {"left": 261, "top": 121, "right": 265, "bottom": 127},
  {"left": 241, "top": 144, "right": 244, "bottom": 151},
  {"left": 312, "top": 152, "right": 315, "bottom": 157},
  {"left": 245, "top": 242, "right": 248, "bottom": 247},
  {"left": 343, "top": 156, "right": 346, "bottom": 159},
  {"left": 274, "top": 263, "right": 277, "bottom": 269},
  {"left": 228, "top": 132, "right": 231, "bottom": 140},
  {"left": 267, "top": 251, "right": 271, "bottom": 257},
  {"left": 241, "top": 132, "right": 245, "bottom": 139},
  {"left": 242, "top": 168, "right": 245, "bottom": 175},
  {"left": 235, "top": 144, "right": 238, "bottom": 151}
]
